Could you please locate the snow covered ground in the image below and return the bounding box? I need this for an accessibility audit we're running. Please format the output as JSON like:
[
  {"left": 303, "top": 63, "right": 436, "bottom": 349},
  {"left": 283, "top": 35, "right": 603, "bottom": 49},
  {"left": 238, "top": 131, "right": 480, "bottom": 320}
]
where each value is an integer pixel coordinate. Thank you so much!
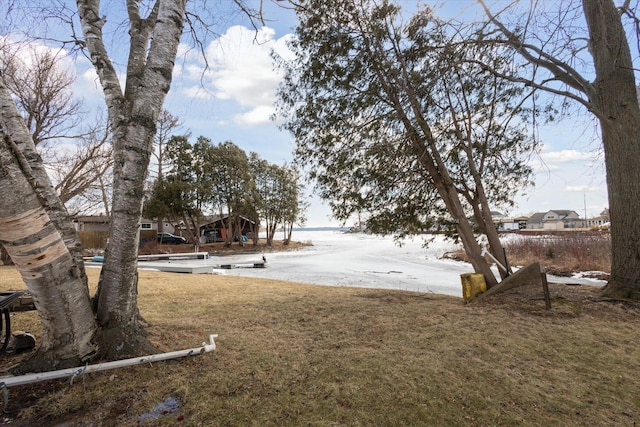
[{"left": 208, "top": 230, "right": 607, "bottom": 298}]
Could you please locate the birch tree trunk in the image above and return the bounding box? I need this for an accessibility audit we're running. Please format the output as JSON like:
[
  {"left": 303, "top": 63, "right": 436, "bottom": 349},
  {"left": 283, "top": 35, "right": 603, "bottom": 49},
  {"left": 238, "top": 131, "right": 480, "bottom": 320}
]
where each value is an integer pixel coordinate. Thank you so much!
[
  {"left": 76, "top": 0, "right": 187, "bottom": 358},
  {"left": 0, "top": 74, "right": 97, "bottom": 371}
]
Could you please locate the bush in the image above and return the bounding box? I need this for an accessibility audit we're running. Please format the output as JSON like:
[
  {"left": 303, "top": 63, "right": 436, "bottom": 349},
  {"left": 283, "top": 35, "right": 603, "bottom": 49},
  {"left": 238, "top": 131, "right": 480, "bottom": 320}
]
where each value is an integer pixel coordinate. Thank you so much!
[{"left": 502, "top": 232, "right": 611, "bottom": 275}]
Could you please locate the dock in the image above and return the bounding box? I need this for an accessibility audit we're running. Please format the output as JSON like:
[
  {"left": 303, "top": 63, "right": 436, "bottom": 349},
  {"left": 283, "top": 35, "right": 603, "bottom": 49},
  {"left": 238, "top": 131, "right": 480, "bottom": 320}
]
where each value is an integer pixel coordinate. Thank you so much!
[
  {"left": 86, "top": 252, "right": 266, "bottom": 274},
  {"left": 138, "top": 252, "right": 210, "bottom": 261}
]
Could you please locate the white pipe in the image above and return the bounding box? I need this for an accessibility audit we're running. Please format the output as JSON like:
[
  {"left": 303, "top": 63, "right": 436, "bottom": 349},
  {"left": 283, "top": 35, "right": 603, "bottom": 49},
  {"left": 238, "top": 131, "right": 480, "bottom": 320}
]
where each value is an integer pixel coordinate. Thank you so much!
[
  {"left": 481, "top": 248, "right": 508, "bottom": 274},
  {"left": 0, "top": 334, "right": 218, "bottom": 388}
]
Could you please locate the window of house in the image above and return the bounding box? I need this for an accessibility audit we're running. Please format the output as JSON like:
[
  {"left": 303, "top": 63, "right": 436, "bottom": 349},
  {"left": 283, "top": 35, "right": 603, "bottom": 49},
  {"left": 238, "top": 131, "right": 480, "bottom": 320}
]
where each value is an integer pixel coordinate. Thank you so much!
[{"left": 140, "top": 223, "right": 152, "bottom": 229}]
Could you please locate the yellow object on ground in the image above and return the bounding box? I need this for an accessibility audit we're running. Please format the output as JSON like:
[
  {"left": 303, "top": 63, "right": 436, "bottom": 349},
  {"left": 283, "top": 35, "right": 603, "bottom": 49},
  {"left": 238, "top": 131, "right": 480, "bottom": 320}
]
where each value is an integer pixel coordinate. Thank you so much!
[{"left": 460, "top": 273, "right": 487, "bottom": 303}]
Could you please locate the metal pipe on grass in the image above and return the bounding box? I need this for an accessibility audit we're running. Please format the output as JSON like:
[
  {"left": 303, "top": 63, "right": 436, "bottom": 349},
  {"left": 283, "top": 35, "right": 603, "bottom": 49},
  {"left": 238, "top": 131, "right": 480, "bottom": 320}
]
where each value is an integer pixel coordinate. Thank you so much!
[{"left": 0, "top": 334, "right": 218, "bottom": 388}]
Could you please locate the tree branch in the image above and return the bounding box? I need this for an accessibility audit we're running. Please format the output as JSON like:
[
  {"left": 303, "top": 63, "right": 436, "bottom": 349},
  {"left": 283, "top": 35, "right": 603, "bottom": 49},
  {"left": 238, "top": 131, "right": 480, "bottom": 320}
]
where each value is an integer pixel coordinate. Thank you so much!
[
  {"left": 76, "top": 0, "right": 125, "bottom": 120},
  {"left": 477, "top": 0, "right": 600, "bottom": 115}
]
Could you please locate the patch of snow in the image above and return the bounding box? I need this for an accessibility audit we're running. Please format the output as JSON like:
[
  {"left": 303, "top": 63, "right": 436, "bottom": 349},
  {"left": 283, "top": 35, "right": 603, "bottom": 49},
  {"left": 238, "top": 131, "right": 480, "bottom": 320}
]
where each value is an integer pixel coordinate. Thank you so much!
[{"left": 570, "top": 271, "right": 609, "bottom": 283}]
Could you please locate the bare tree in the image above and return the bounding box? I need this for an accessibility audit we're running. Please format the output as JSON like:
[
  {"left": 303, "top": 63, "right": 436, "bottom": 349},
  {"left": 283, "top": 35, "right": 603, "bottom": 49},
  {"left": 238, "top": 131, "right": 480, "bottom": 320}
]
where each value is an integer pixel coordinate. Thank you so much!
[
  {"left": 73, "top": 0, "right": 189, "bottom": 359},
  {"left": 479, "top": 0, "right": 640, "bottom": 300},
  {"left": 148, "top": 109, "right": 184, "bottom": 232},
  {"left": 0, "top": 46, "right": 84, "bottom": 148},
  {"left": 151, "top": 109, "right": 183, "bottom": 182},
  {"left": 49, "top": 121, "right": 113, "bottom": 214},
  {"left": 1, "top": 43, "right": 114, "bottom": 216}
]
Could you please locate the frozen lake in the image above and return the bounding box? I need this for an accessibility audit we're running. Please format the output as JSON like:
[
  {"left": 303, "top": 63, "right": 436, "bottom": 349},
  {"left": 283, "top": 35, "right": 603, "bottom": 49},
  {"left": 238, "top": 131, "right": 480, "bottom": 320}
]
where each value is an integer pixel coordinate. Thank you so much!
[
  {"left": 202, "top": 230, "right": 607, "bottom": 298},
  {"left": 216, "top": 230, "right": 470, "bottom": 297}
]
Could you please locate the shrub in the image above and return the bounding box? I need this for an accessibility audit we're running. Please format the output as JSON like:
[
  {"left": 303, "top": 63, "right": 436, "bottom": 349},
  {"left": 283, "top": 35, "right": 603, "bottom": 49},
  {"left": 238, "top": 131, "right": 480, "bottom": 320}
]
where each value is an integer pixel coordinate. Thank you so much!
[{"left": 502, "top": 232, "right": 611, "bottom": 275}]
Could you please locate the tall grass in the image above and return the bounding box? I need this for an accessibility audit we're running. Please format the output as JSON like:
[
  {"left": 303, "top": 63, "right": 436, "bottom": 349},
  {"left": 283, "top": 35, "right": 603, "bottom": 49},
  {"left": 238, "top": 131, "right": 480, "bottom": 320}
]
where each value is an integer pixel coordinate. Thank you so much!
[{"left": 502, "top": 232, "right": 611, "bottom": 275}]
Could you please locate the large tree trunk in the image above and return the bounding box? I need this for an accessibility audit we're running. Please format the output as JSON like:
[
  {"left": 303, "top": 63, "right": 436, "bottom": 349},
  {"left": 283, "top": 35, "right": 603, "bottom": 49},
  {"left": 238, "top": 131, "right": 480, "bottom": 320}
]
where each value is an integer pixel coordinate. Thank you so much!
[
  {"left": 405, "top": 124, "right": 499, "bottom": 287},
  {"left": 363, "top": 26, "right": 500, "bottom": 287},
  {"left": 0, "top": 76, "right": 97, "bottom": 371},
  {"left": 583, "top": 0, "right": 640, "bottom": 300},
  {"left": 77, "top": 0, "right": 187, "bottom": 358},
  {"left": 251, "top": 220, "right": 260, "bottom": 246},
  {"left": 474, "top": 195, "right": 509, "bottom": 280},
  {"left": 442, "top": 186, "right": 498, "bottom": 288}
]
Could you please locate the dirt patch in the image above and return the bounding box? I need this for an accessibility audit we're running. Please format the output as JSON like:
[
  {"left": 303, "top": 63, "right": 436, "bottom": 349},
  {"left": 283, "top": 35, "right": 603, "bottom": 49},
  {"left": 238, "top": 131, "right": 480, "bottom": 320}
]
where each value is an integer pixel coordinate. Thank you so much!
[{"left": 474, "top": 281, "right": 640, "bottom": 320}]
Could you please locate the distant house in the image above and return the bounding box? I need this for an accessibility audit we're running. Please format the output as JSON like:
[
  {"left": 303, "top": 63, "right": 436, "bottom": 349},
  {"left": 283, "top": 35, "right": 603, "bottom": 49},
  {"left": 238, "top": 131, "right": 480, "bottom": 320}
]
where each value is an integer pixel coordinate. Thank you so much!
[
  {"left": 73, "top": 216, "right": 157, "bottom": 232},
  {"left": 74, "top": 216, "right": 110, "bottom": 232},
  {"left": 543, "top": 210, "right": 581, "bottom": 229},
  {"left": 199, "top": 215, "right": 256, "bottom": 243},
  {"left": 497, "top": 215, "right": 529, "bottom": 231},
  {"left": 526, "top": 210, "right": 582, "bottom": 230},
  {"left": 525, "top": 212, "right": 546, "bottom": 230},
  {"left": 585, "top": 208, "right": 610, "bottom": 228}
]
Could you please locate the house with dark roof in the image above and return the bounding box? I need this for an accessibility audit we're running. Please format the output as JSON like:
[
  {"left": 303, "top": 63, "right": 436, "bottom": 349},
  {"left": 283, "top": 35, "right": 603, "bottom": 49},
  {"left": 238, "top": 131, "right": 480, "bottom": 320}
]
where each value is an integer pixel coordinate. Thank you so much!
[
  {"left": 525, "top": 212, "right": 546, "bottom": 229},
  {"left": 526, "top": 210, "right": 582, "bottom": 230},
  {"left": 199, "top": 215, "right": 256, "bottom": 243}
]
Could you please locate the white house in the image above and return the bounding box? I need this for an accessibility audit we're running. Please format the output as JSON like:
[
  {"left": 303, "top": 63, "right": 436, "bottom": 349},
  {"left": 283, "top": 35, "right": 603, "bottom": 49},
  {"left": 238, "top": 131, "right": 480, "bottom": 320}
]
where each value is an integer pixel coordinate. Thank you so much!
[{"left": 585, "top": 208, "right": 610, "bottom": 229}]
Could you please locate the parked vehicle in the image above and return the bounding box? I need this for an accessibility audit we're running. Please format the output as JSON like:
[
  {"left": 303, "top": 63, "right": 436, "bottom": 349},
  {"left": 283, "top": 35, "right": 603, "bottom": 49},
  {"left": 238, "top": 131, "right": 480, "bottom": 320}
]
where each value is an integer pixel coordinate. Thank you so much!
[{"left": 157, "top": 232, "right": 187, "bottom": 244}]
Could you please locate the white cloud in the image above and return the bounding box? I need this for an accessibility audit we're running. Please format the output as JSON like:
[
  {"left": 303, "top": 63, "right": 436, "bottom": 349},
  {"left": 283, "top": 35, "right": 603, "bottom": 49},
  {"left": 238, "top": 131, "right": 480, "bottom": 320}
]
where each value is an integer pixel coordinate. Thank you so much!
[
  {"left": 76, "top": 67, "right": 103, "bottom": 96},
  {"left": 542, "top": 149, "right": 596, "bottom": 163},
  {"left": 528, "top": 145, "right": 601, "bottom": 173},
  {"left": 174, "top": 25, "right": 291, "bottom": 126},
  {"left": 235, "top": 105, "right": 276, "bottom": 126},
  {"left": 565, "top": 185, "right": 603, "bottom": 192},
  {"left": 181, "top": 86, "right": 215, "bottom": 100}
]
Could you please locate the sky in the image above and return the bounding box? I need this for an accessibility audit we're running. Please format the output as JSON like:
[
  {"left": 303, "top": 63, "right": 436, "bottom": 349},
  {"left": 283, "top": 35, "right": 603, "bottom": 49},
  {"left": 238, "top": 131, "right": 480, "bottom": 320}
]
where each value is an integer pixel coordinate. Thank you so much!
[{"left": 5, "top": 1, "right": 611, "bottom": 227}]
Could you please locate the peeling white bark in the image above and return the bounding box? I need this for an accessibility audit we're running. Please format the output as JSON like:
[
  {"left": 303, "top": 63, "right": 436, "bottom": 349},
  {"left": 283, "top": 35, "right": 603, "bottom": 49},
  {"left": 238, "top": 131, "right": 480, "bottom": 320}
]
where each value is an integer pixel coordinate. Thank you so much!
[
  {"left": 76, "top": 1, "right": 187, "bottom": 336},
  {"left": 0, "top": 76, "right": 97, "bottom": 364}
]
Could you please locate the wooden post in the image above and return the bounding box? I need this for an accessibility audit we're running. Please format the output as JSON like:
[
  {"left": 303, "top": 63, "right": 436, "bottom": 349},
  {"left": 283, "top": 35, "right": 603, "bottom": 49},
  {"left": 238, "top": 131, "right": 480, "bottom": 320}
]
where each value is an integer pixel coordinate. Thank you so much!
[
  {"left": 503, "top": 248, "right": 512, "bottom": 276},
  {"left": 540, "top": 271, "right": 551, "bottom": 310}
]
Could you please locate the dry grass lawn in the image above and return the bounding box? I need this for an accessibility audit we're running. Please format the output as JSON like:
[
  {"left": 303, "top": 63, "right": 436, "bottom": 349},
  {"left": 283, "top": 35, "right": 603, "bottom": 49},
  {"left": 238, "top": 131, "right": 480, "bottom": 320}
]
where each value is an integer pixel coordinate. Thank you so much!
[{"left": 0, "top": 265, "right": 639, "bottom": 426}]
